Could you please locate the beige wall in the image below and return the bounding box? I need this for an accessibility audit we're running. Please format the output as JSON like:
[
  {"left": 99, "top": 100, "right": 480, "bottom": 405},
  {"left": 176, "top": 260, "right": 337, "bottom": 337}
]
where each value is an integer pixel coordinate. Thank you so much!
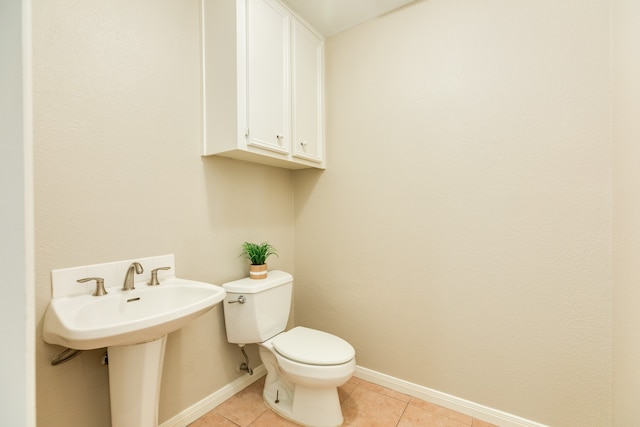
[
  {"left": 612, "top": 0, "right": 640, "bottom": 424},
  {"left": 33, "top": 0, "right": 293, "bottom": 425},
  {"left": 33, "top": 0, "right": 634, "bottom": 426},
  {"left": 294, "top": 1, "right": 612, "bottom": 426}
]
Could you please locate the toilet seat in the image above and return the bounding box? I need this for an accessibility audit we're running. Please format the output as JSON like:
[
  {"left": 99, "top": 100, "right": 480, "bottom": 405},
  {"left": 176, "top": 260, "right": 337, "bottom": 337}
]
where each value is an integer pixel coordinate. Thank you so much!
[{"left": 272, "top": 326, "right": 355, "bottom": 366}]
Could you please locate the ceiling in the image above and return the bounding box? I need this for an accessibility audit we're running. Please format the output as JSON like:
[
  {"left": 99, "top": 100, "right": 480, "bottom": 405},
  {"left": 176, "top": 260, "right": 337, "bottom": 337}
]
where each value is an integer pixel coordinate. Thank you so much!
[{"left": 281, "top": 0, "right": 417, "bottom": 37}]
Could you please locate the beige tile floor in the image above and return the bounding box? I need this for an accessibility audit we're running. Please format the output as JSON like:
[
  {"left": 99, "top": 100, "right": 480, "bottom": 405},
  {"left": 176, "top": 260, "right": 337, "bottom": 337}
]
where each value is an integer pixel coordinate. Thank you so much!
[{"left": 189, "top": 375, "right": 498, "bottom": 427}]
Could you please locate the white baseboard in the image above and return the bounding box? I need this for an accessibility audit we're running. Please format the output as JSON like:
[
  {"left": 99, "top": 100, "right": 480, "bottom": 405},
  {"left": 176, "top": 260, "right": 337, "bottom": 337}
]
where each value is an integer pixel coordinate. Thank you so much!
[
  {"left": 160, "top": 363, "right": 547, "bottom": 427},
  {"left": 159, "top": 364, "right": 266, "bottom": 427},
  {"left": 354, "top": 366, "right": 549, "bottom": 427}
]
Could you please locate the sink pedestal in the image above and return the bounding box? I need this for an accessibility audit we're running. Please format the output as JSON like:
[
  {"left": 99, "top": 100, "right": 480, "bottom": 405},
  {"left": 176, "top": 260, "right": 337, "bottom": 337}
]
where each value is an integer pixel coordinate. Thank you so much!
[
  {"left": 108, "top": 336, "right": 167, "bottom": 427},
  {"left": 43, "top": 260, "right": 227, "bottom": 426}
]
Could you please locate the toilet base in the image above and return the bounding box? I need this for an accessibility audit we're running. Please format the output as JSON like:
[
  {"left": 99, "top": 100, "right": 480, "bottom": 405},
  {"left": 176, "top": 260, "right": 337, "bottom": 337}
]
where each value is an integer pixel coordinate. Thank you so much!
[
  {"left": 259, "top": 343, "right": 348, "bottom": 427},
  {"left": 264, "top": 382, "right": 343, "bottom": 427}
]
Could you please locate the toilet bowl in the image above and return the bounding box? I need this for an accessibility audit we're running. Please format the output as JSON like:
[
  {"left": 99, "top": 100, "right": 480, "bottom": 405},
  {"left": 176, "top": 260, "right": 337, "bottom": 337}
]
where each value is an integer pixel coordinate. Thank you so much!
[
  {"left": 221, "top": 271, "right": 356, "bottom": 427},
  {"left": 259, "top": 327, "right": 355, "bottom": 427}
]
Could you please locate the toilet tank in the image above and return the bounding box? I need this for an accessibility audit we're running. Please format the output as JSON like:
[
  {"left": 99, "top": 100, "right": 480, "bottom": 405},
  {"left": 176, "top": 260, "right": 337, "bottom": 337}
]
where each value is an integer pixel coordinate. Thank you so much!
[{"left": 221, "top": 270, "right": 293, "bottom": 345}]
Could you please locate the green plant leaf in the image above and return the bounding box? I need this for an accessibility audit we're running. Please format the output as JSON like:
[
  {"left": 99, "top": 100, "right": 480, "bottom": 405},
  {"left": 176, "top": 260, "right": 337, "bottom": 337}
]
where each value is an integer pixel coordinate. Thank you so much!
[{"left": 240, "top": 241, "right": 279, "bottom": 265}]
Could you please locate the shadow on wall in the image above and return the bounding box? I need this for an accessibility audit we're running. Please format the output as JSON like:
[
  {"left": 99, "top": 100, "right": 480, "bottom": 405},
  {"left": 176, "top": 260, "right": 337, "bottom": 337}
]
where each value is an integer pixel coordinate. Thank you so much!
[
  {"left": 201, "top": 156, "right": 294, "bottom": 231},
  {"left": 292, "top": 167, "right": 325, "bottom": 218}
]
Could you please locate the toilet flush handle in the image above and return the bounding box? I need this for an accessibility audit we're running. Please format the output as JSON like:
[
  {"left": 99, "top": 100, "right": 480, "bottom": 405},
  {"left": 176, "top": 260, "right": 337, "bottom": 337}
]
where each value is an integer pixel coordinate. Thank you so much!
[{"left": 228, "top": 295, "right": 246, "bottom": 304}]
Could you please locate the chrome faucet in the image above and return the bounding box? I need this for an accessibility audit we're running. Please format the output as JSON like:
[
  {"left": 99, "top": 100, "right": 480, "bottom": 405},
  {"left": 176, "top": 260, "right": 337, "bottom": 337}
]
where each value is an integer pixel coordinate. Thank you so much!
[{"left": 122, "top": 262, "right": 143, "bottom": 291}]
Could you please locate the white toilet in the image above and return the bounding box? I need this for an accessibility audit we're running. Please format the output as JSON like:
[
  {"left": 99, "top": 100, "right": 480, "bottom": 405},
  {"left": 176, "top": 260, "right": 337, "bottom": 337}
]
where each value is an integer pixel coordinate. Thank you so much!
[{"left": 222, "top": 270, "right": 356, "bottom": 427}]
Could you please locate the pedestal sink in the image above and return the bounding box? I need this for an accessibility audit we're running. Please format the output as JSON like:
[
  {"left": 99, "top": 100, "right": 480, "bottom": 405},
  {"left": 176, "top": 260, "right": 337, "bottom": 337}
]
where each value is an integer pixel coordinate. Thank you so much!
[{"left": 43, "top": 276, "right": 226, "bottom": 427}]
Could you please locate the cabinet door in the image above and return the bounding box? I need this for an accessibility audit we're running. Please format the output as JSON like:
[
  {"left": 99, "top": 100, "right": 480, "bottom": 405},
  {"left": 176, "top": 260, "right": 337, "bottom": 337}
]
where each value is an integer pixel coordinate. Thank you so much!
[
  {"left": 246, "top": 0, "right": 290, "bottom": 155},
  {"left": 292, "top": 20, "right": 323, "bottom": 163}
]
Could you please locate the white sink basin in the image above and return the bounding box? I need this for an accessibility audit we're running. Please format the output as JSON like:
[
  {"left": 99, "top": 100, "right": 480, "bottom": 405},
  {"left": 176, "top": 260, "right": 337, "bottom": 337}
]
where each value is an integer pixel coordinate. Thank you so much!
[{"left": 43, "top": 277, "right": 226, "bottom": 350}]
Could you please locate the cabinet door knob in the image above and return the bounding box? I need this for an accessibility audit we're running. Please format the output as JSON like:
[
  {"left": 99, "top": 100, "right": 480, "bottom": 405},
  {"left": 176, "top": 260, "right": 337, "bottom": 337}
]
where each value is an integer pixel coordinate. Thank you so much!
[
  {"left": 300, "top": 140, "right": 308, "bottom": 146},
  {"left": 276, "top": 134, "right": 284, "bottom": 141}
]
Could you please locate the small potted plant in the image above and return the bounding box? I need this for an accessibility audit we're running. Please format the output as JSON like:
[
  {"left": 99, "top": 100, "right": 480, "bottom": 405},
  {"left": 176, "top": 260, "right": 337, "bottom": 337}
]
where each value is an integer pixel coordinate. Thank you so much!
[{"left": 241, "top": 241, "right": 278, "bottom": 280}]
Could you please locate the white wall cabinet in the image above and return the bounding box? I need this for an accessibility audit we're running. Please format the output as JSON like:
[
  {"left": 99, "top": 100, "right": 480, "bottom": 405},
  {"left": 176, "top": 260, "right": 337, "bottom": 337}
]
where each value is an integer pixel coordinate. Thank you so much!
[
  {"left": 292, "top": 19, "right": 324, "bottom": 163},
  {"left": 202, "top": 0, "right": 325, "bottom": 170}
]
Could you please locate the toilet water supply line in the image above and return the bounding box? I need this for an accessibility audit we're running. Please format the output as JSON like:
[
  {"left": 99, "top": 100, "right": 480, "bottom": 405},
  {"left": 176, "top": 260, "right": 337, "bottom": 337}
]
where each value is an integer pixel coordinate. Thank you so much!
[{"left": 238, "top": 345, "right": 253, "bottom": 375}]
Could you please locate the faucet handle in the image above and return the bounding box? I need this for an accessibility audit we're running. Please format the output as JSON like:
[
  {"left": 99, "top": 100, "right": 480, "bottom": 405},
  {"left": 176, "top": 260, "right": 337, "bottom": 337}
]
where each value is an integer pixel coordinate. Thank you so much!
[
  {"left": 147, "top": 267, "right": 171, "bottom": 286},
  {"left": 77, "top": 277, "right": 108, "bottom": 296}
]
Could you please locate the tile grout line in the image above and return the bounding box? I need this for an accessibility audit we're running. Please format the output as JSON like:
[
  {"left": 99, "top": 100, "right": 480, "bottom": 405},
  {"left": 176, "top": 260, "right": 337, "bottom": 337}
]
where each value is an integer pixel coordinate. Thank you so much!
[{"left": 395, "top": 401, "right": 410, "bottom": 427}]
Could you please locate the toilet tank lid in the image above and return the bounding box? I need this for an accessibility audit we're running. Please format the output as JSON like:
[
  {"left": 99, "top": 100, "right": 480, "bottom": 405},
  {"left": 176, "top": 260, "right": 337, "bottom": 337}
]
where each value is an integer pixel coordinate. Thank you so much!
[{"left": 222, "top": 270, "right": 292, "bottom": 293}]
